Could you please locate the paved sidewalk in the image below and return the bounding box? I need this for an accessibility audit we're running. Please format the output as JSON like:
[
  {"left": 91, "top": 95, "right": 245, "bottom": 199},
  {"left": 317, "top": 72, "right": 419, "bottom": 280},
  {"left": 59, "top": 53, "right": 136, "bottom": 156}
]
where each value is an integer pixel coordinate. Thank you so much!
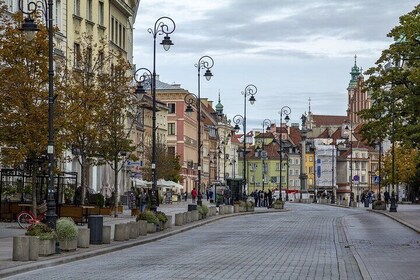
[{"left": 369, "top": 204, "right": 420, "bottom": 233}]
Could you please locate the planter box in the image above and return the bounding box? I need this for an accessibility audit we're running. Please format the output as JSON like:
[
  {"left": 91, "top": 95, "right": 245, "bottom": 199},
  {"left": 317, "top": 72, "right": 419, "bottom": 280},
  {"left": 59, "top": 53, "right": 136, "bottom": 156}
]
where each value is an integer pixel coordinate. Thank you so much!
[
  {"left": 59, "top": 239, "right": 77, "bottom": 251},
  {"left": 273, "top": 203, "right": 284, "bottom": 209},
  {"left": 99, "top": 207, "right": 112, "bottom": 216},
  {"left": 247, "top": 207, "right": 255, "bottom": 212},
  {"left": 373, "top": 203, "right": 386, "bottom": 210},
  {"left": 39, "top": 239, "right": 55, "bottom": 256},
  {"left": 147, "top": 223, "right": 156, "bottom": 233},
  {"left": 238, "top": 206, "right": 246, "bottom": 212}
]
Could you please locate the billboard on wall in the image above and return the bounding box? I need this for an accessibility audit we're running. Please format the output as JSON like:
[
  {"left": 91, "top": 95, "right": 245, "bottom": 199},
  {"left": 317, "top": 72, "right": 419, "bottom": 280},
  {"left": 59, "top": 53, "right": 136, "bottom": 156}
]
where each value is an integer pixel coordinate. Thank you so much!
[{"left": 314, "top": 142, "right": 336, "bottom": 188}]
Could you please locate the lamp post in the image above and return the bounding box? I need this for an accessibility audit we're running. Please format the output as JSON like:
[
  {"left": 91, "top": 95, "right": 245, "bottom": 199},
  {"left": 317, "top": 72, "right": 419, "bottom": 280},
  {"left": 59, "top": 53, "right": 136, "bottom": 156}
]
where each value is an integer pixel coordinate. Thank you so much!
[
  {"left": 184, "top": 55, "right": 214, "bottom": 206},
  {"left": 218, "top": 135, "right": 229, "bottom": 184},
  {"left": 278, "top": 106, "right": 291, "bottom": 201},
  {"left": 232, "top": 85, "right": 257, "bottom": 198},
  {"left": 285, "top": 152, "right": 289, "bottom": 201},
  {"left": 377, "top": 139, "right": 382, "bottom": 201},
  {"left": 331, "top": 143, "right": 336, "bottom": 204},
  {"left": 18, "top": 0, "right": 56, "bottom": 229},
  {"left": 345, "top": 123, "right": 354, "bottom": 206},
  {"left": 261, "top": 119, "right": 272, "bottom": 191},
  {"left": 148, "top": 17, "right": 175, "bottom": 212},
  {"left": 390, "top": 103, "right": 397, "bottom": 212}
]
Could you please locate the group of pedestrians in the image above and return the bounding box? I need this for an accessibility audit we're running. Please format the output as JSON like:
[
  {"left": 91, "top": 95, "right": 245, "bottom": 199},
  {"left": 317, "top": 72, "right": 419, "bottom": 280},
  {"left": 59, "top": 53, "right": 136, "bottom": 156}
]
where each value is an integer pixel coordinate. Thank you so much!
[{"left": 251, "top": 189, "right": 274, "bottom": 207}]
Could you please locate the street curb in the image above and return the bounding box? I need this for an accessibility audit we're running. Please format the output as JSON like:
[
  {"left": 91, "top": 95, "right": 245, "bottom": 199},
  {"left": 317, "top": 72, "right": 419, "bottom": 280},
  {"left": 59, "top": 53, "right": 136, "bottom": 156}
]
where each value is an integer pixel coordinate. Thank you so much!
[
  {"left": 0, "top": 209, "right": 286, "bottom": 279},
  {"left": 367, "top": 209, "right": 420, "bottom": 234}
]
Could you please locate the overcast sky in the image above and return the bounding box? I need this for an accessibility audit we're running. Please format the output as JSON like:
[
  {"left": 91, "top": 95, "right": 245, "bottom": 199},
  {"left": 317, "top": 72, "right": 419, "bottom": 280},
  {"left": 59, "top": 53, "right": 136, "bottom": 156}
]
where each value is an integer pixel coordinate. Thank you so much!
[{"left": 132, "top": 0, "right": 417, "bottom": 130}]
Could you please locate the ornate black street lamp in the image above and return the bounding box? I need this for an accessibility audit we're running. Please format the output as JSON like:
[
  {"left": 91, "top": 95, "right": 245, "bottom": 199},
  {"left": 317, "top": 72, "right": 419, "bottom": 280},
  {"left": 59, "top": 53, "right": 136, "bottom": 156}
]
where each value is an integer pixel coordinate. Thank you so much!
[
  {"left": 232, "top": 85, "right": 257, "bottom": 197},
  {"left": 18, "top": 0, "right": 56, "bottom": 229},
  {"left": 345, "top": 123, "right": 354, "bottom": 206},
  {"left": 148, "top": 17, "right": 175, "bottom": 212},
  {"left": 261, "top": 119, "right": 272, "bottom": 191},
  {"left": 184, "top": 56, "right": 214, "bottom": 206},
  {"left": 278, "top": 106, "right": 291, "bottom": 201}
]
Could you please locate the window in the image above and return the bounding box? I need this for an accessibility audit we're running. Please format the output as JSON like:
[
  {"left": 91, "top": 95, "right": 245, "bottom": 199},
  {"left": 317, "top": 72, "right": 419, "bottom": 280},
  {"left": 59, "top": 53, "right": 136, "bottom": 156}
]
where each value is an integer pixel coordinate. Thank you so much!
[
  {"left": 7, "top": 0, "right": 16, "bottom": 12},
  {"left": 168, "top": 123, "right": 175, "bottom": 135},
  {"left": 295, "top": 159, "right": 300, "bottom": 165},
  {"left": 86, "top": 47, "right": 92, "bottom": 72},
  {"left": 119, "top": 23, "right": 122, "bottom": 46},
  {"left": 87, "top": 0, "right": 92, "bottom": 21},
  {"left": 74, "top": 43, "right": 81, "bottom": 68},
  {"left": 98, "top": 2, "right": 104, "bottom": 25},
  {"left": 111, "top": 17, "right": 115, "bottom": 42},
  {"left": 361, "top": 175, "right": 366, "bottom": 183},
  {"left": 168, "top": 103, "right": 176, "bottom": 114},
  {"left": 250, "top": 175, "right": 255, "bottom": 183},
  {"left": 74, "top": 0, "right": 81, "bottom": 16},
  {"left": 289, "top": 180, "right": 294, "bottom": 187},
  {"left": 54, "top": 0, "right": 62, "bottom": 30},
  {"left": 295, "top": 169, "right": 300, "bottom": 175},
  {"left": 250, "top": 163, "right": 257, "bottom": 171},
  {"left": 309, "top": 156, "right": 313, "bottom": 162},
  {"left": 168, "top": 147, "right": 175, "bottom": 157},
  {"left": 361, "top": 162, "right": 366, "bottom": 169},
  {"left": 276, "top": 162, "right": 280, "bottom": 171},
  {"left": 123, "top": 27, "right": 126, "bottom": 49},
  {"left": 309, "top": 166, "right": 314, "bottom": 174}
]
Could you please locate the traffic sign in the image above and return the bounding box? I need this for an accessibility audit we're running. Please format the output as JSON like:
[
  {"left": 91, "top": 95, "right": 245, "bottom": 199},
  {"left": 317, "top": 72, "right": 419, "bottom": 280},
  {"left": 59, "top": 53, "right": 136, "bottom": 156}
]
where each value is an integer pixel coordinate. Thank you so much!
[{"left": 353, "top": 175, "right": 360, "bottom": 182}]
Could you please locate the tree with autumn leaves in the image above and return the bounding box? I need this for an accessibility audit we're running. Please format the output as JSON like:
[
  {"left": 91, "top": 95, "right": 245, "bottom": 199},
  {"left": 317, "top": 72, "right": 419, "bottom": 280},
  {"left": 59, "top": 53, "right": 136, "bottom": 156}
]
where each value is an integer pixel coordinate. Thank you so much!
[
  {"left": 359, "top": 4, "right": 419, "bottom": 200},
  {"left": 0, "top": 7, "right": 140, "bottom": 211},
  {"left": 0, "top": 9, "right": 66, "bottom": 215}
]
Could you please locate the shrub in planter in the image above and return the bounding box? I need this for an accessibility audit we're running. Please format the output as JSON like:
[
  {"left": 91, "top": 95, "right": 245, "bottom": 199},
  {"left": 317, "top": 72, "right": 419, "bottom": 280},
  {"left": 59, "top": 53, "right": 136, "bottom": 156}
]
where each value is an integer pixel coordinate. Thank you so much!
[
  {"left": 238, "top": 200, "right": 247, "bottom": 212},
  {"left": 156, "top": 211, "right": 168, "bottom": 223},
  {"left": 136, "top": 210, "right": 158, "bottom": 225},
  {"left": 198, "top": 204, "right": 209, "bottom": 217},
  {"left": 373, "top": 200, "right": 386, "bottom": 210},
  {"left": 56, "top": 217, "right": 78, "bottom": 251},
  {"left": 26, "top": 222, "right": 57, "bottom": 256},
  {"left": 272, "top": 200, "right": 285, "bottom": 209},
  {"left": 96, "top": 193, "right": 105, "bottom": 208},
  {"left": 246, "top": 201, "right": 254, "bottom": 211},
  {"left": 26, "top": 223, "right": 57, "bottom": 240}
]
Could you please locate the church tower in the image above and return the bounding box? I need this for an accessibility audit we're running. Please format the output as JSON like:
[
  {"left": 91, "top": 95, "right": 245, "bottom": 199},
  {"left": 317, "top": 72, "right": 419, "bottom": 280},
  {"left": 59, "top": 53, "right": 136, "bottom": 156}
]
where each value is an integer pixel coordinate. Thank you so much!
[{"left": 347, "top": 55, "right": 370, "bottom": 125}]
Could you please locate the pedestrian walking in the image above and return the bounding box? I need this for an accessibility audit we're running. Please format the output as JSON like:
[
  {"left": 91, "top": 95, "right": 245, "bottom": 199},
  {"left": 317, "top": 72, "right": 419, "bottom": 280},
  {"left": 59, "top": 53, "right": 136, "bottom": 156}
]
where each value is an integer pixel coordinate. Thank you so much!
[
  {"left": 139, "top": 188, "right": 148, "bottom": 213},
  {"left": 191, "top": 188, "right": 197, "bottom": 203},
  {"left": 254, "top": 191, "right": 259, "bottom": 207},
  {"left": 384, "top": 190, "right": 390, "bottom": 205},
  {"left": 268, "top": 189, "right": 273, "bottom": 207},
  {"left": 184, "top": 191, "right": 188, "bottom": 202}
]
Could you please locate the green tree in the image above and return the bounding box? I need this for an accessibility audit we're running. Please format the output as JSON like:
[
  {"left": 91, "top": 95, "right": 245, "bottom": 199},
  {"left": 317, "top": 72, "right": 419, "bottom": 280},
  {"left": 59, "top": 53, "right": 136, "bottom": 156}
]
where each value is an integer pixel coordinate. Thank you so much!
[
  {"left": 95, "top": 53, "right": 139, "bottom": 213},
  {"left": 142, "top": 138, "right": 181, "bottom": 183},
  {"left": 0, "top": 8, "right": 66, "bottom": 214},
  {"left": 59, "top": 34, "right": 110, "bottom": 205},
  {"left": 359, "top": 4, "right": 420, "bottom": 148}
]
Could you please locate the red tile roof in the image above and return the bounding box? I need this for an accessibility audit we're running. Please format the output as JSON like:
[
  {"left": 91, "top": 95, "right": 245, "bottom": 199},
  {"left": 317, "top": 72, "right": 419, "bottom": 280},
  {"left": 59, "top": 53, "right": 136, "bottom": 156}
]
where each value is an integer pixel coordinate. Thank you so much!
[{"left": 312, "top": 115, "right": 347, "bottom": 126}]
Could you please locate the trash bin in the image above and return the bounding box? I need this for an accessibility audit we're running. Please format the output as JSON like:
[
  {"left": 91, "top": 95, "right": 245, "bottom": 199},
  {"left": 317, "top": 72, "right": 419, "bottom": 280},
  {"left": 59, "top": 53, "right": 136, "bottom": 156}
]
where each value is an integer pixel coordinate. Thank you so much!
[
  {"left": 364, "top": 200, "right": 369, "bottom": 207},
  {"left": 88, "top": 215, "right": 103, "bottom": 244},
  {"left": 188, "top": 204, "right": 197, "bottom": 211}
]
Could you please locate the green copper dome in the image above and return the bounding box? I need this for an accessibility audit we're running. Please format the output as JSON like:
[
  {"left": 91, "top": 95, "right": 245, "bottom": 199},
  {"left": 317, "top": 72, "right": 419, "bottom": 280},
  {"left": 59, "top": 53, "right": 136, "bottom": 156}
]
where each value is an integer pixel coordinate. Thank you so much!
[
  {"left": 215, "top": 92, "right": 224, "bottom": 115},
  {"left": 348, "top": 54, "right": 361, "bottom": 89}
]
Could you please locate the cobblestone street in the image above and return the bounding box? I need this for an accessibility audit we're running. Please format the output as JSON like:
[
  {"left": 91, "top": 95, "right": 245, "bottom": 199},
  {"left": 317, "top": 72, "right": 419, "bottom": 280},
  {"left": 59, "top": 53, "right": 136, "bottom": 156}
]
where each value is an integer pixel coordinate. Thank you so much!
[{"left": 4, "top": 204, "right": 420, "bottom": 280}]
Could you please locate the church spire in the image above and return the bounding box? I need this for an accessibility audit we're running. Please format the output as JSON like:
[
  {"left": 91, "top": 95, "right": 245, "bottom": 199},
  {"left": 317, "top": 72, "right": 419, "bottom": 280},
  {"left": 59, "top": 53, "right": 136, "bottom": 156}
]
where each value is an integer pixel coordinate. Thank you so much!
[
  {"left": 215, "top": 89, "right": 224, "bottom": 115},
  {"left": 348, "top": 54, "right": 361, "bottom": 90}
]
